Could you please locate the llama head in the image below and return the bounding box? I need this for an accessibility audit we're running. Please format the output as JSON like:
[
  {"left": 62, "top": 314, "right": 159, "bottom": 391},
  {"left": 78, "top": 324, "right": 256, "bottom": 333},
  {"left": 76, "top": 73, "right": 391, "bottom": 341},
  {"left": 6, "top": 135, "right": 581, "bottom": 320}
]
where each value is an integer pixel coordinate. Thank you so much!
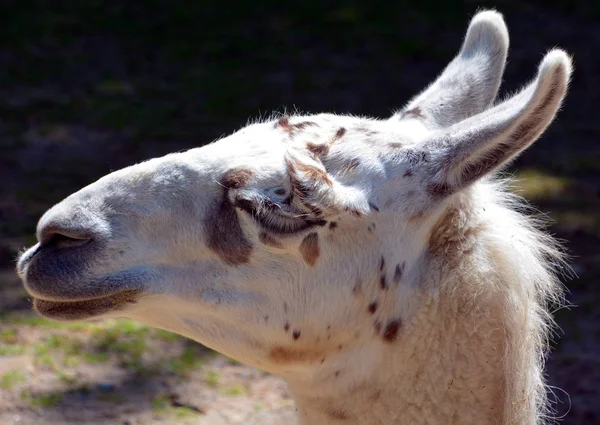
[{"left": 17, "top": 11, "right": 571, "bottom": 372}]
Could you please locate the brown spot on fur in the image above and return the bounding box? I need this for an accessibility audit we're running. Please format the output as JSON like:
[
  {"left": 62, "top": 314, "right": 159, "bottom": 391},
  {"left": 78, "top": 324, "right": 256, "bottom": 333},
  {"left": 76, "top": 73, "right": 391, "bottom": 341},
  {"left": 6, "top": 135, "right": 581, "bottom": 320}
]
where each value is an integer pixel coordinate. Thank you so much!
[
  {"left": 403, "top": 169, "right": 413, "bottom": 177},
  {"left": 269, "top": 346, "right": 324, "bottom": 364},
  {"left": 394, "top": 262, "right": 405, "bottom": 284},
  {"left": 383, "top": 319, "right": 401, "bottom": 342},
  {"left": 205, "top": 171, "right": 253, "bottom": 265},
  {"left": 374, "top": 320, "right": 382, "bottom": 334},
  {"left": 296, "top": 162, "right": 333, "bottom": 187},
  {"left": 277, "top": 116, "right": 319, "bottom": 136},
  {"left": 299, "top": 233, "right": 320, "bottom": 266},
  {"left": 292, "top": 330, "right": 301, "bottom": 340},
  {"left": 329, "top": 221, "right": 338, "bottom": 230},
  {"left": 380, "top": 274, "right": 387, "bottom": 290},
  {"left": 334, "top": 127, "right": 347, "bottom": 140},
  {"left": 259, "top": 232, "right": 283, "bottom": 248},
  {"left": 307, "top": 142, "right": 329, "bottom": 157},
  {"left": 368, "top": 301, "right": 378, "bottom": 314},
  {"left": 284, "top": 322, "right": 290, "bottom": 332},
  {"left": 221, "top": 168, "right": 253, "bottom": 189},
  {"left": 334, "top": 370, "right": 341, "bottom": 377},
  {"left": 401, "top": 106, "right": 426, "bottom": 120},
  {"left": 328, "top": 408, "right": 350, "bottom": 420},
  {"left": 379, "top": 256, "right": 385, "bottom": 271},
  {"left": 264, "top": 315, "right": 269, "bottom": 322}
]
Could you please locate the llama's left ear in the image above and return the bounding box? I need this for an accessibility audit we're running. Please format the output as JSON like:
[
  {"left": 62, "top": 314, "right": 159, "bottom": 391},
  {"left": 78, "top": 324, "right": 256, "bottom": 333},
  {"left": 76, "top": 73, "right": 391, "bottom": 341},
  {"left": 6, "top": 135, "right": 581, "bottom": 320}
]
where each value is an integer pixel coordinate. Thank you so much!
[
  {"left": 394, "top": 10, "right": 509, "bottom": 127},
  {"left": 424, "top": 49, "right": 572, "bottom": 197}
]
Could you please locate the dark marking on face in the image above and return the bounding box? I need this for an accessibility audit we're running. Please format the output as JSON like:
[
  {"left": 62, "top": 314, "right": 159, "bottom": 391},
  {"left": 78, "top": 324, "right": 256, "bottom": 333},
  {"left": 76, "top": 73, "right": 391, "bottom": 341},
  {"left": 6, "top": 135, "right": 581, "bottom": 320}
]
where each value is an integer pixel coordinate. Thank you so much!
[
  {"left": 264, "top": 315, "right": 269, "bottom": 322},
  {"left": 334, "top": 127, "right": 347, "bottom": 140},
  {"left": 299, "top": 232, "right": 320, "bottom": 266},
  {"left": 329, "top": 221, "right": 338, "bottom": 230},
  {"left": 296, "top": 161, "right": 333, "bottom": 187},
  {"left": 205, "top": 169, "right": 254, "bottom": 266},
  {"left": 345, "top": 208, "right": 362, "bottom": 218},
  {"left": 334, "top": 370, "right": 341, "bottom": 377},
  {"left": 269, "top": 346, "right": 324, "bottom": 364},
  {"left": 394, "top": 262, "right": 405, "bottom": 284},
  {"left": 382, "top": 319, "right": 401, "bottom": 343},
  {"left": 369, "top": 202, "right": 380, "bottom": 213},
  {"left": 368, "top": 301, "right": 378, "bottom": 315},
  {"left": 292, "top": 330, "right": 301, "bottom": 340},
  {"left": 379, "top": 256, "right": 385, "bottom": 271},
  {"left": 321, "top": 357, "right": 326, "bottom": 364},
  {"left": 380, "top": 274, "right": 387, "bottom": 290},
  {"left": 337, "top": 344, "right": 343, "bottom": 351},
  {"left": 259, "top": 232, "right": 283, "bottom": 248},
  {"left": 284, "top": 322, "right": 290, "bottom": 332}
]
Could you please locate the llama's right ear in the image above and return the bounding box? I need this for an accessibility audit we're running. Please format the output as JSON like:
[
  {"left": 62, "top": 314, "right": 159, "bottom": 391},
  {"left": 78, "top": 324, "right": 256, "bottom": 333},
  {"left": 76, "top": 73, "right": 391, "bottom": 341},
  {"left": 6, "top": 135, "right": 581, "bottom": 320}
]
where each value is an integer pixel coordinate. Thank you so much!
[
  {"left": 424, "top": 49, "right": 572, "bottom": 197},
  {"left": 394, "top": 10, "right": 508, "bottom": 128}
]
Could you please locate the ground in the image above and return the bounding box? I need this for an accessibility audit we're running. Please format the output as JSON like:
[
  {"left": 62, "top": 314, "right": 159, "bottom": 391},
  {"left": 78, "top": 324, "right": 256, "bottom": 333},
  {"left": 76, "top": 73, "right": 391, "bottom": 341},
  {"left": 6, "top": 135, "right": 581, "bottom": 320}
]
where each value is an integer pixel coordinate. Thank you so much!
[{"left": 0, "top": 1, "right": 599, "bottom": 424}]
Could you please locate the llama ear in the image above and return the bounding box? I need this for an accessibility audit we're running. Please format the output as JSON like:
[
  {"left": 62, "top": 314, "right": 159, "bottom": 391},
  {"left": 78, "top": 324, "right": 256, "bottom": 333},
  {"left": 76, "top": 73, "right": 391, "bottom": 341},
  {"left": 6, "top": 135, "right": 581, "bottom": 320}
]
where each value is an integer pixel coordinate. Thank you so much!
[
  {"left": 394, "top": 10, "right": 508, "bottom": 127},
  {"left": 425, "top": 49, "right": 572, "bottom": 197}
]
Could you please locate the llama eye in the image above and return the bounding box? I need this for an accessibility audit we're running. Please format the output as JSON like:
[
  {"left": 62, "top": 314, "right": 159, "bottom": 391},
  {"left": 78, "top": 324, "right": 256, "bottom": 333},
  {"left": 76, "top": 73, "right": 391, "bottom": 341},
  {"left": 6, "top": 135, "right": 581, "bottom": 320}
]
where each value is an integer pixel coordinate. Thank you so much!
[{"left": 274, "top": 188, "right": 287, "bottom": 196}]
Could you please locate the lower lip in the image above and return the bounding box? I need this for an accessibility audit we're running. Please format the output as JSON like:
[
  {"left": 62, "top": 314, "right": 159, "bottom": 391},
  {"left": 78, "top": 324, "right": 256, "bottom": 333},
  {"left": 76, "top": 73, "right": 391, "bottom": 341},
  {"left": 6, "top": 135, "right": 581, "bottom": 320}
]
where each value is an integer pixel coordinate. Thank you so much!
[{"left": 33, "top": 290, "right": 141, "bottom": 321}]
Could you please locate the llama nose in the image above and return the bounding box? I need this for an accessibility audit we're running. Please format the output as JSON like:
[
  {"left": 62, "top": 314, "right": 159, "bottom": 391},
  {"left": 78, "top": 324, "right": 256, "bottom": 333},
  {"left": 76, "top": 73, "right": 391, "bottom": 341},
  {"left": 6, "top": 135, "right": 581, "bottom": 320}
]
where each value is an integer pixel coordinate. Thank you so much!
[{"left": 38, "top": 224, "right": 95, "bottom": 249}]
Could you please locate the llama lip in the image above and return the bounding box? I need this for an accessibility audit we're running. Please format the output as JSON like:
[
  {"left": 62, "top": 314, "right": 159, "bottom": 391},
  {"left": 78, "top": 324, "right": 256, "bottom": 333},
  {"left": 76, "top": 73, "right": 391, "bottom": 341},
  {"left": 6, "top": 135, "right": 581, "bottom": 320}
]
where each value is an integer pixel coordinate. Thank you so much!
[{"left": 32, "top": 290, "right": 142, "bottom": 321}]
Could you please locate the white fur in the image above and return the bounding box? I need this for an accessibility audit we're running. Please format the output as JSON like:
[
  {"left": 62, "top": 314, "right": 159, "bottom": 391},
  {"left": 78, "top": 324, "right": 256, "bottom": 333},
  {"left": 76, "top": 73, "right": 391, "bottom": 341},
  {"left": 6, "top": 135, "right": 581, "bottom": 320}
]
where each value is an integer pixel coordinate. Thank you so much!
[{"left": 18, "top": 10, "right": 572, "bottom": 425}]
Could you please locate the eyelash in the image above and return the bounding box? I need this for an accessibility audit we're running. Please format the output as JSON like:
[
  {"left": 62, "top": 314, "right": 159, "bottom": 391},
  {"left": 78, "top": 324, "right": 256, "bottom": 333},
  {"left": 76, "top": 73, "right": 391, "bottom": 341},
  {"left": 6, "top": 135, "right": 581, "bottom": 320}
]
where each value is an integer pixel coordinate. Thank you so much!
[{"left": 234, "top": 196, "right": 326, "bottom": 235}]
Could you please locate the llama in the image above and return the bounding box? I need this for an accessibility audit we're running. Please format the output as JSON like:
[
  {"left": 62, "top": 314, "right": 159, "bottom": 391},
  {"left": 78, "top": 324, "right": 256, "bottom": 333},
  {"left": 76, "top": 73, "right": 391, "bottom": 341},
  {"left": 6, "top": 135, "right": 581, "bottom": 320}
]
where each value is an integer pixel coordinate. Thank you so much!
[{"left": 17, "top": 10, "right": 571, "bottom": 425}]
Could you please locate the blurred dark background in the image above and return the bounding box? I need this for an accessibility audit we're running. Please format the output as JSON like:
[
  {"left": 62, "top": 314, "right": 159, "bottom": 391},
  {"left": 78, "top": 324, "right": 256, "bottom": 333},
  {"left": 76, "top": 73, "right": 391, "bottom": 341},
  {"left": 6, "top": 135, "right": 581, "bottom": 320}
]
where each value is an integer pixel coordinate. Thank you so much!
[{"left": 0, "top": 1, "right": 598, "bottom": 424}]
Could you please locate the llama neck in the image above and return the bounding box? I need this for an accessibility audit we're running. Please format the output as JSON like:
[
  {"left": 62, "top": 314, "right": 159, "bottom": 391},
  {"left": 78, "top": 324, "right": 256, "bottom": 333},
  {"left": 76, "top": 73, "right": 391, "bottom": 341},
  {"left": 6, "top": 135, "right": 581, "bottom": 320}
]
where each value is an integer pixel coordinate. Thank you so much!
[
  {"left": 285, "top": 288, "right": 508, "bottom": 425},
  {"left": 285, "top": 193, "right": 544, "bottom": 425}
]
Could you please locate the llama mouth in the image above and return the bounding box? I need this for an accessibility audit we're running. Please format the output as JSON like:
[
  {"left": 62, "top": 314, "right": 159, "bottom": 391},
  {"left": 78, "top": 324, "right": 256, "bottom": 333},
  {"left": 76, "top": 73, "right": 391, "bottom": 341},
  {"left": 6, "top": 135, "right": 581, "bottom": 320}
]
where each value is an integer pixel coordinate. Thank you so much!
[{"left": 32, "top": 290, "right": 141, "bottom": 321}]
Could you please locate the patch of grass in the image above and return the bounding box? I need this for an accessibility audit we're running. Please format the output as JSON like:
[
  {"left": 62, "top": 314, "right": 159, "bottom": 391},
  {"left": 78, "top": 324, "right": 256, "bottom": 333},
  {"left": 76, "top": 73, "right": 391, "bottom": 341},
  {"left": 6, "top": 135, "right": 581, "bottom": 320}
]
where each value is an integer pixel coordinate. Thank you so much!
[
  {"left": 204, "top": 369, "right": 220, "bottom": 388},
  {"left": 221, "top": 385, "right": 246, "bottom": 396},
  {"left": 0, "top": 329, "right": 18, "bottom": 343},
  {"left": 1, "top": 313, "right": 88, "bottom": 330},
  {"left": 1, "top": 370, "right": 26, "bottom": 390},
  {"left": 166, "top": 345, "right": 204, "bottom": 377},
  {"left": 151, "top": 394, "right": 170, "bottom": 411},
  {"left": 21, "top": 390, "right": 63, "bottom": 407},
  {"left": 0, "top": 344, "right": 26, "bottom": 356}
]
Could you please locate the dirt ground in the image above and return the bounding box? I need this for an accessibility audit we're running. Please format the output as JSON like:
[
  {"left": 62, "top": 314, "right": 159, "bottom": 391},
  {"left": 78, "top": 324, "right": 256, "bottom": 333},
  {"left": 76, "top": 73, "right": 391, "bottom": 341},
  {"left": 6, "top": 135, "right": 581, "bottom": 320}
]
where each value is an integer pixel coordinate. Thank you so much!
[{"left": 1, "top": 1, "right": 599, "bottom": 424}]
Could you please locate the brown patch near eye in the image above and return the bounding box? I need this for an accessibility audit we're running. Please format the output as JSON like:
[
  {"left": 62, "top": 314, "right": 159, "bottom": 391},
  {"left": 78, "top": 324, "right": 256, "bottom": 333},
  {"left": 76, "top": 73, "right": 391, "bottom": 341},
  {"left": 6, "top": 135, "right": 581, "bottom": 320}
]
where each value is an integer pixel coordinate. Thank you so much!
[
  {"left": 205, "top": 169, "right": 253, "bottom": 265},
  {"left": 221, "top": 168, "right": 253, "bottom": 189},
  {"left": 259, "top": 232, "right": 283, "bottom": 248},
  {"left": 382, "top": 319, "right": 401, "bottom": 342},
  {"left": 269, "top": 346, "right": 324, "bottom": 364},
  {"left": 299, "top": 232, "right": 320, "bottom": 266}
]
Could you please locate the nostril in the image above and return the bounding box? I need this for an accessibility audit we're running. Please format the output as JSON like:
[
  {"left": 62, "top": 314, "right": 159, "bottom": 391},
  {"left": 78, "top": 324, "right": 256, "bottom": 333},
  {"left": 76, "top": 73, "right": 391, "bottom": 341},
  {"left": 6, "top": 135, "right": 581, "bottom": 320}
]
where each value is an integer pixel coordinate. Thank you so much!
[{"left": 40, "top": 228, "right": 93, "bottom": 249}]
